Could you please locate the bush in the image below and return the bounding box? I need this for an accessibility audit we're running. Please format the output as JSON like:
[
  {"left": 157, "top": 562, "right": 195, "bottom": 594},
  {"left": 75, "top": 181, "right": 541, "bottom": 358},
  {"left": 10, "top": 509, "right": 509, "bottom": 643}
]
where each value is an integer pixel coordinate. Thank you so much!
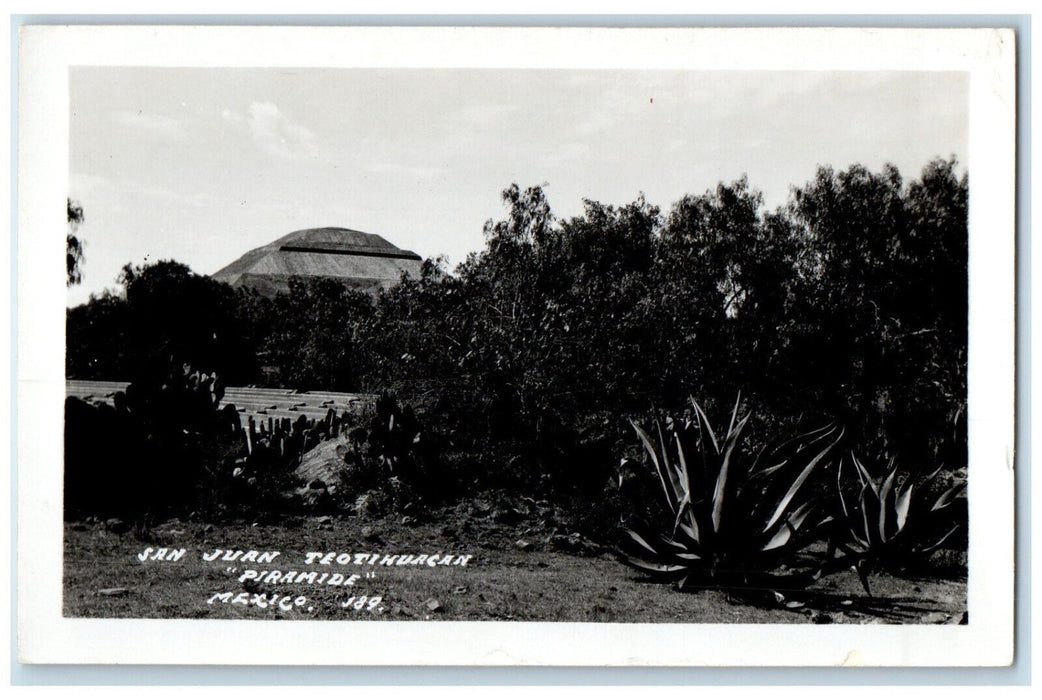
[{"left": 331, "top": 393, "right": 446, "bottom": 510}]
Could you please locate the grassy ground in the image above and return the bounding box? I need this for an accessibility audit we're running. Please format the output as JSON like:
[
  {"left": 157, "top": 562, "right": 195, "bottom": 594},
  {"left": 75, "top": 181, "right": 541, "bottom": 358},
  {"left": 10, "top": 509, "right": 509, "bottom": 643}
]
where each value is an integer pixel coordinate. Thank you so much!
[{"left": 64, "top": 502, "right": 967, "bottom": 624}]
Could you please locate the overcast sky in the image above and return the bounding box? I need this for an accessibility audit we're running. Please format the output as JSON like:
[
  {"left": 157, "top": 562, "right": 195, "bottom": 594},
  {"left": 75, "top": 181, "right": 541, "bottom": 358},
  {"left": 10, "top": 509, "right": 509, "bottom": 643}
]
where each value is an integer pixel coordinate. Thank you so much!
[{"left": 68, "top": 68, "right": 967, "bottom": 306}]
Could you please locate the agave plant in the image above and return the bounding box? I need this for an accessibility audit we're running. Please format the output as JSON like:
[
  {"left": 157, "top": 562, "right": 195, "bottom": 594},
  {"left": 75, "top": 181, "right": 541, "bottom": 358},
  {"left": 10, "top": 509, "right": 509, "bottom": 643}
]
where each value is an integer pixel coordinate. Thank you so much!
[
  {"left": 829, "top": 454, "right": 967, "bottom": 594},
  {"left": 617, "top": 396, "right": 844, "bottom": 592}
]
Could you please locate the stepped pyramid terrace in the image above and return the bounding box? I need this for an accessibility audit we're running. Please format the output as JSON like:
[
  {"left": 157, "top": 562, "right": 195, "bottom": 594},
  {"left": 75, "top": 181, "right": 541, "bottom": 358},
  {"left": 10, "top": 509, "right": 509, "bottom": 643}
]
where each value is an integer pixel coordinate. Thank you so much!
[{"left": 211, "top": 226, "right": 423, "bottom": 297}]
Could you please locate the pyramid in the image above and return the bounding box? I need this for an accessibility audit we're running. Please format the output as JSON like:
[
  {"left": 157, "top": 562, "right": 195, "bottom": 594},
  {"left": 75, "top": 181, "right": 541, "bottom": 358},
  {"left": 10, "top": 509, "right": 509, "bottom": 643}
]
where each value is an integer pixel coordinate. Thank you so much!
[{"left": 211, "top": 227, "right": 423, "bottom": 297}]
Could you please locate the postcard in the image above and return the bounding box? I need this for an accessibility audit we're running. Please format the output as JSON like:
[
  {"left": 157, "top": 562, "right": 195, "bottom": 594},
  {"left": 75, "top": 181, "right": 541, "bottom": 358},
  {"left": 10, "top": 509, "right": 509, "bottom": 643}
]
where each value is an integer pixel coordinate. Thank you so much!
[{"left": 17, "top": 24, "right": 1016, "bottom": 666}]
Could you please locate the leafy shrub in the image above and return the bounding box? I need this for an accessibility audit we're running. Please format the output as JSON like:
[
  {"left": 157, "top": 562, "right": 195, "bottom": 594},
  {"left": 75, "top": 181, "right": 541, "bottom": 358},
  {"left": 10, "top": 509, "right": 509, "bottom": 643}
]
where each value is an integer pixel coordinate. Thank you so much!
[
  {"left": 617, "top": 397, "right": 843, "bottom": 591},
  {"left": 328, "top": 394, "right": 444, "bottom": 510}
]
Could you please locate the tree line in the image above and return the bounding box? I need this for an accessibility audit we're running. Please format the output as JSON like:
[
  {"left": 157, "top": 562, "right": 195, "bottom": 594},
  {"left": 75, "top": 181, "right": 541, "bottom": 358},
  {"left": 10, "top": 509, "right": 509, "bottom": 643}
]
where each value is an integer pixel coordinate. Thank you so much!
[{"left": 67, "top": 159, "right": 968, "bottom": 500}]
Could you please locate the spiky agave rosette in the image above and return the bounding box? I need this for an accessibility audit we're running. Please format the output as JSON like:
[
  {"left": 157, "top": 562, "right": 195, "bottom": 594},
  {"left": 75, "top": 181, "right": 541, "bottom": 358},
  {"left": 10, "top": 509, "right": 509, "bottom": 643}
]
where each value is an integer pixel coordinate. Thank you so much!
[
  {"left": 828, "top": 454, "right": 967, "bottom": 594},
  {"left": 617, "top": 396, "right": 844, "bottom": 592}
]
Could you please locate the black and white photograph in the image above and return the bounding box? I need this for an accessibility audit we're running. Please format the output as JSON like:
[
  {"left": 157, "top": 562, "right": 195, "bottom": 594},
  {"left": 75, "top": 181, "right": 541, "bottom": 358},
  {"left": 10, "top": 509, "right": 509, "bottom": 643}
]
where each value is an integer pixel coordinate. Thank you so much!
[{"left": 16, "top": 25, "right": 1016, "bottom": 666}]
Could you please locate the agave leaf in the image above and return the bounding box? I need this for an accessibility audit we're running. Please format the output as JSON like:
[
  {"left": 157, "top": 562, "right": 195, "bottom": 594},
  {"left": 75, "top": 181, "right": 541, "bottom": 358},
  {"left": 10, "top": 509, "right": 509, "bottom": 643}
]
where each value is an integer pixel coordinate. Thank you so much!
[
  {"left": 672, "top": 498, "right": 692, "bottom": 539},
  {"left": 625, "top": 527, "right": 698, "bottom": 559},
  {"left": 726, "top": 391, "right": 742, "bottom": 437},
  {"left": 778, "top": 422, "right": 837, "bottom": 454},
  {"left": 854, "top": 563, "right": 873, "bottom": 596},
  {"left": 754, "top": 423, "right": 838, "bottom": 488},
  {"left": 743, "top": 458, "right": 789, "bottom": 491},
  {"left": 787, "top": 500, "right": 815, "bottom": 530},
  {"left": 750, "top": 425, "right": 834, "bottom": 487},
  {"left": 690, "top": 397, "right": 720, "bottom": 454},
  {"left": 671, "top": 435, "right": 696, "bottom": 537},
  {"left": 660, "top": 532, "right": 700, "bottom": 555},
  {"left": 617, "top": 553, "right": 689, "bottom": 576},
  {"left": 711, "top": 413, "right": 750, "bottom": 533},
  {"left": 858, "top": 483, "right": 876, "bottom": 546},
  {"left": 675, "top": 430, "right": 693, "bottom": 494},
  {"left": 879, "top": 464, "right": 897, "bottom": 500},
  {"left": 617, "top": 457, "right": 633, "bottom": 489},
  {"left": 837, "top": 456, "right": 853, "bottom": 521},
  {"left": 762, "top": 524, "right": 793, "bottom": 551},
  {"left": 922, "top": 463, "right": 946, "bottom": 485},
  {"left": 631, "top": 420, "right": 677, "bottom": 515},
  {"left": 672, "top": 432, "right": 693, "bottom": 527},
  {"left": 762, "top": 510, "right": 801, "bottom": 552},
  {"left": 878, "top": 467, "right": 897, "bottom": 542},
  {"left": 620, "top": 528, "right": 664, "bottom": 559},
  {"left": 849, "top": 534, "right": 869, "bottom": 551},
  {"left": 764, "top": 426, "right": 842, "bottom": 532},
  {"left": 919, "top": 524, "right": 961, "bottom": 554},
  {"left": 656, "top": 419, "right": 685, "bottom": 507},
  {"left": 761, "top": 501, "right": 816, "bottom": 551},
  {"left": 677, "top": 513, "right": 701, "bottom": 546},
  {"left": 932, "top": 481, "right": 967, "bottom": 511},
  {"left": 745, "top": 442, "right": 775, "bottom": 479},
  {"left": 894, "top": 481, "right": 914, "bottom": 533},
  {"left": 851, "top": 453, "right": 877, "bottom": 495}
]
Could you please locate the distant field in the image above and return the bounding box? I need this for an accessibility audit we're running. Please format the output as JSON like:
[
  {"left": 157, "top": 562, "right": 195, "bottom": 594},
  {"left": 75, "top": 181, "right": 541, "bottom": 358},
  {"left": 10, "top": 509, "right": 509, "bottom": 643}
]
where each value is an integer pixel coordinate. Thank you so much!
[{"left": 63, "top": 510, "right": 967, "bottom": 624}]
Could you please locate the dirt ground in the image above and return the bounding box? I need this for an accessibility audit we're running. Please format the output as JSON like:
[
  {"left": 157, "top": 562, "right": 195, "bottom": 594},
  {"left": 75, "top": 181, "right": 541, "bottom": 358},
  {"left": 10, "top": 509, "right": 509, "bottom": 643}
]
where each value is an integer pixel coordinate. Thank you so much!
[{"left": 63, "top": 504, "right": 967, "bottom": 625}]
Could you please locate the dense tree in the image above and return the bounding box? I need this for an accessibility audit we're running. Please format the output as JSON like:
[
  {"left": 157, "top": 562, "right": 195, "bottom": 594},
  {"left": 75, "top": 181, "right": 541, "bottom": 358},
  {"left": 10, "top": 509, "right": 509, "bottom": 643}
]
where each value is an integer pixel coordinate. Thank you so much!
[
  {"left": 67, "top": 198, "right": 84, "bottom": 286},
  {"left": 783, "top": 160, "right": 967, "bottom": 461},
  {"left": 655, "top": 178, "right": 774, "bottom": 409},
  {"left": 261, "top": 277, "right": 374, "bottom": 391},
  {"left": 67, "top": 260, "right": 260, "bottom": 385},
  {"left": 66, "top": 290, "right": 132, "bottom": 378}
]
